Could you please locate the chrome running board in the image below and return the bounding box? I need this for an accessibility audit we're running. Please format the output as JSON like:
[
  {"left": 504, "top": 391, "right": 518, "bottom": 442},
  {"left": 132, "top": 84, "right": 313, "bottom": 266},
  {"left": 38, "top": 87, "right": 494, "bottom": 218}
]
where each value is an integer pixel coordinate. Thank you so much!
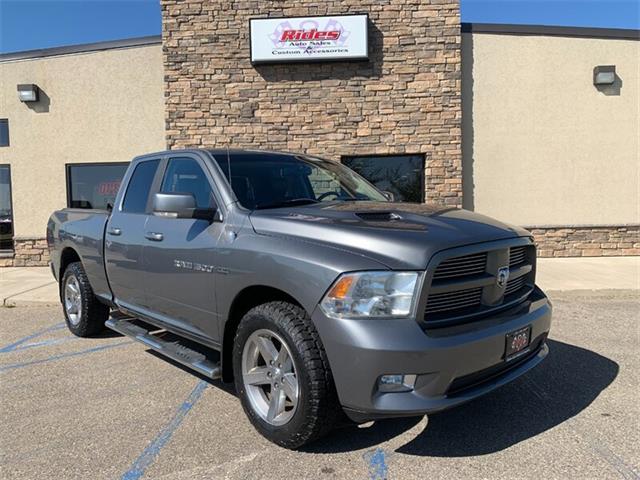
[{"left": 106, "top": 315, "right": 221, "bottom": 379}]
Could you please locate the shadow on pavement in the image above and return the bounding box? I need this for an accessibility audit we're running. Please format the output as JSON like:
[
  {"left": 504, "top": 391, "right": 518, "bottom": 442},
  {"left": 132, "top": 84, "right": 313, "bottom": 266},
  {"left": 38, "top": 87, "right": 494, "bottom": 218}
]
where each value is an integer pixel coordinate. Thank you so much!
[
  {"left": 147, "top": 339, "right": 618, "bottom": 457},
  {"left": 309, "top": 339, "right": 618, "bottom": 455}
]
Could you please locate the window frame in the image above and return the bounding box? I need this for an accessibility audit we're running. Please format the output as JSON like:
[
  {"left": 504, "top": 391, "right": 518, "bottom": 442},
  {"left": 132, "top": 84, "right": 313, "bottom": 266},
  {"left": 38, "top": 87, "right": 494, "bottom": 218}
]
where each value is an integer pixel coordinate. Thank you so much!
[
  {"left": 159, "top": 156, "right": 218, "bottom": 210},
  {"left": 119, "top": 159, "right": 163, "bottom": 215},
  {"left": 0, "top": 119, "right": 9, "bottom": 148},
  {"left": 65, "top": 162, "right": 130, "bottom": 210},
  {"left": 0, "top": 164, "right": 14, "bottom": 252},
  {"left": 341, "top": 153, "right": 426, "bottom": 203}
]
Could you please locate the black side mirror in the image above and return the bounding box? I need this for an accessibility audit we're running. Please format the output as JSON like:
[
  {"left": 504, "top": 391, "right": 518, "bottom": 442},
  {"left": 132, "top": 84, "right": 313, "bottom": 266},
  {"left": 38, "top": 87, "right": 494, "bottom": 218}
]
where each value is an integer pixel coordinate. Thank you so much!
[{"left": 382, "top": 191, "right": 395, "bottom": 202}]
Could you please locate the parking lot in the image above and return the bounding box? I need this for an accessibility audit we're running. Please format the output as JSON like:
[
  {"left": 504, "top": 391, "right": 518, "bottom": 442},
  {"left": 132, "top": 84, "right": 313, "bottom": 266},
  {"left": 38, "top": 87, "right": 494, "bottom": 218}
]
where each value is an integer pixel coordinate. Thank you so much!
[{"left": 1, "top": 290, "right": 638, "bottom": 480}]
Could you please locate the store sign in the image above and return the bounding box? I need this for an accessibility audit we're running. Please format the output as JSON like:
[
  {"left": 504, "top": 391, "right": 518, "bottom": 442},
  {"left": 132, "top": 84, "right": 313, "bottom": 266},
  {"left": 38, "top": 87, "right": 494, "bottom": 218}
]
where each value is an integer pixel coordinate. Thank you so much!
[{"left": 250, "top": 14, "right": 368, "bottom": 64}]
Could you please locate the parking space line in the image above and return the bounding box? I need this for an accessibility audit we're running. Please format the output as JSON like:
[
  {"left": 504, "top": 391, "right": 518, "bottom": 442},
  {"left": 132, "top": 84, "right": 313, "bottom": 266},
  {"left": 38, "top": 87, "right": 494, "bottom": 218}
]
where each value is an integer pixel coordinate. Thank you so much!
[
  {"left": 9, "top": 336, "right": 78, "bottom": 352},
  {"left": 0, "top": 323, "right": 66, "bottom": 353},
  {"left": 0, "top": 340, "right": 132, "bottom": 372},
  {"left": 364, "top": 447, "right": 389, "bottom": 480},
  {"left": 121, "top": 379, "right": 209, "bottom": 480}
]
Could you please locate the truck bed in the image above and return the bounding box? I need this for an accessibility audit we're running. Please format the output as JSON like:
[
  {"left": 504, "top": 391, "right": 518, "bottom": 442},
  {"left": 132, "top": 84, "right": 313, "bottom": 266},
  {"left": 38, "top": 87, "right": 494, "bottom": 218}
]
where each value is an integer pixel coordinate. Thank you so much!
[{"left": 47, "top": 208, "right": 112, "bottom": 303}]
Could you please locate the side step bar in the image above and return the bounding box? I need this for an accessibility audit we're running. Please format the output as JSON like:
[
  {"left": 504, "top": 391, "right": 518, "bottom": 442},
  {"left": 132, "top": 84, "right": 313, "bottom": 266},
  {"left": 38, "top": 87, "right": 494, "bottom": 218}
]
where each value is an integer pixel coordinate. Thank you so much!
[{"left": 106, "top": 316, "right": 221, "bottom": 379}]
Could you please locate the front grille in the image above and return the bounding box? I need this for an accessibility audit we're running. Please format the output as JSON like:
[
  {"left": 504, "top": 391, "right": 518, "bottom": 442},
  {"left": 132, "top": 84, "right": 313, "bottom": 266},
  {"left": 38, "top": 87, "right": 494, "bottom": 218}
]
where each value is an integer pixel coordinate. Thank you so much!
[
  {"left": 505, "top": 275, "right": 527, "bottom": 295},
  {"left": 509, "top": 246, "right": 527, "bottom": 267},
  {"left": 423, "top": 242, "right": 535, "bottom": 327},
  {"left": 432, "top": 252, "right": 487, "bottom": 281},
  {"left": 425, "top": 287, "right": 483, "bottom": 314}
]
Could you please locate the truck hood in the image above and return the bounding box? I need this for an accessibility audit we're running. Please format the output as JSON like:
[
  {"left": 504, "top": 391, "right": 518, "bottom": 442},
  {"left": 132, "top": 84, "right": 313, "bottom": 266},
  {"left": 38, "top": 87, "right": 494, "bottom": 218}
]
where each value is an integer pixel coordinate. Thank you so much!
[{"left": 248, "top": 202, "right": 530, "bottom": 270}]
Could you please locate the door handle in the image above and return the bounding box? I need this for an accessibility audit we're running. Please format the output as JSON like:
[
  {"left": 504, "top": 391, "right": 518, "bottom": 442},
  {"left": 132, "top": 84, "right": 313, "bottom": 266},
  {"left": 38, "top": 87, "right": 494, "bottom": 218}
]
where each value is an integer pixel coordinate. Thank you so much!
[
  {"left": 107, "top": 227, "right": 122, "bottom": 236},
  {"left": 145, "top": 232, "right": 164, "bottom": 242}
]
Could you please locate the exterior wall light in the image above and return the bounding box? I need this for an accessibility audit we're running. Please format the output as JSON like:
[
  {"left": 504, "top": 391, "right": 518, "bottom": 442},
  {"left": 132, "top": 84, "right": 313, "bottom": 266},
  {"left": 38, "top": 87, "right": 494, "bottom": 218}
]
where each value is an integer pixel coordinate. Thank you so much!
[
  {"left": 17, "top": 84, "right": 40, "bottom": 102},
  {"left": 593, "top": 65, "right": 616, "bottom": 86}
]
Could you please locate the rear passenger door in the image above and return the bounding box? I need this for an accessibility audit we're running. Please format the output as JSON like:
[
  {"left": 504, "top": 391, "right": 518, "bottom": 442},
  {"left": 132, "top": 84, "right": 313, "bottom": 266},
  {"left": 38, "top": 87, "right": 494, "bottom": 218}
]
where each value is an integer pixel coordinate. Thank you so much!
[
  {"left": 142, "top": 155, "right": 225, "bottom": 343},
  {"left": 105, "top": 158, "right": 161, "bottom": 311}
]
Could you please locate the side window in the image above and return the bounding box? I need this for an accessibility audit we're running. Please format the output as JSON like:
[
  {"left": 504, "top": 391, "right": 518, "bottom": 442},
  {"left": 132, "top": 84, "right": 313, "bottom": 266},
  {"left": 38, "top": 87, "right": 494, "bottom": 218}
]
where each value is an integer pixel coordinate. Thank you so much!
[
  {"left": 160, "top": 158, "right": 215, "bottom": 209},
  {"left": 122, "top": 159, "right": 160, "bottom": 213}
]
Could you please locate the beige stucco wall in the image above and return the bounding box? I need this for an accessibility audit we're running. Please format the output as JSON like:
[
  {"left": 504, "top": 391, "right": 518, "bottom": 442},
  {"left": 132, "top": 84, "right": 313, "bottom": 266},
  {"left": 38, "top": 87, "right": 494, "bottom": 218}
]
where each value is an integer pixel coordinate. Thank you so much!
[
  {"left": 0, "top": 44, "right": 165, "bottom": 237},
  {"left": 462, "top": 32, "right": 640, "bottom": 226}
]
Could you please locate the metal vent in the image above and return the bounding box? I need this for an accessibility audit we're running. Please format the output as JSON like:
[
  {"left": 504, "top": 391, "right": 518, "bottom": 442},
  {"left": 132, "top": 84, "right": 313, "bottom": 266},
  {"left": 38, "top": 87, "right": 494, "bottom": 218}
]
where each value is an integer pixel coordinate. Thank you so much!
[
  {"left": 509, "top": 246, "right": 527, "bottom": 267},
  {"left": 425, "top": 287, "right": 483, "bottom": 314},
  {"left": 505, "top": 275, "right": 527, "bottom": 295},
  {"left": 355, "top": 212, "right": 401, "bottom": 222},
  {"left": 432, "top": 252, "right": 487, "bottom": 281}
]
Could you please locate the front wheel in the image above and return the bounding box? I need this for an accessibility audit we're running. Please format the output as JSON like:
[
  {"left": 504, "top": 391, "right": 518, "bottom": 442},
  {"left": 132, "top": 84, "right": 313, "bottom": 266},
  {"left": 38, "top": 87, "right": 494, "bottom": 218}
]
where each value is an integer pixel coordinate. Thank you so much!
[
  {"left": 233, "top": 302, "right": 341, "bottom": 449},
  {"left": 61, "top": 262, "right": 109, "bottom": 337}
]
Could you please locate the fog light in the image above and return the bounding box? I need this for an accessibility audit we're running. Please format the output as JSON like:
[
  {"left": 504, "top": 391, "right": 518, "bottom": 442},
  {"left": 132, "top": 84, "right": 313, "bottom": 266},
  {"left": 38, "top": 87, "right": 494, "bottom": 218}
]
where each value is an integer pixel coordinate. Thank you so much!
[{"left": 378, "top": 374, "right": 416, "bottom": 393}]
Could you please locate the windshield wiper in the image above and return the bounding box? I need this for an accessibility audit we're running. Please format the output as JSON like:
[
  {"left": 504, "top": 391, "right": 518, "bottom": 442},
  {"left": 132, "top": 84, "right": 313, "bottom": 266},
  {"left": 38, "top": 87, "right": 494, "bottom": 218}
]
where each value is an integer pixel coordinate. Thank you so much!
[{"left": 255, "top": 198, "right": 320, "bottom": 210}]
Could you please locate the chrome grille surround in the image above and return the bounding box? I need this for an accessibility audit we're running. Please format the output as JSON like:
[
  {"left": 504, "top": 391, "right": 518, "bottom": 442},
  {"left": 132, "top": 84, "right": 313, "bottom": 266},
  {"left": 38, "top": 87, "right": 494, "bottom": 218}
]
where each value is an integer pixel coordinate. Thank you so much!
[{"left": 420, "top": 238, "right": 536, "bottom": 328}]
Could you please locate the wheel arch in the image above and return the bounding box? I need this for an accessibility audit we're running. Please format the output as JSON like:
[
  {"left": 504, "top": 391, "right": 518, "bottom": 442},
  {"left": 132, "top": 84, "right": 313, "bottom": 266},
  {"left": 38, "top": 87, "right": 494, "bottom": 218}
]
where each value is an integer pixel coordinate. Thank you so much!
[
  {"left": 222, "top": 285, "right": 304, "bottom": 382},
  {"left": 58, "top": 247, "right": 82, "bottom": 300}
]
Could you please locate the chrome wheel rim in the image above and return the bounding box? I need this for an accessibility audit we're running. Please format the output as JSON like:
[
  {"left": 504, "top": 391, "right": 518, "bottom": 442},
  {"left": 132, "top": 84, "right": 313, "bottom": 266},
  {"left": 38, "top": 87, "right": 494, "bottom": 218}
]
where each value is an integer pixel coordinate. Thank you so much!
[
  {"left": 242, "top": 329, "right": 299, "bottom": 426},
  {"left": 64, "top": 275, "right": 82, "bottom": 326}
]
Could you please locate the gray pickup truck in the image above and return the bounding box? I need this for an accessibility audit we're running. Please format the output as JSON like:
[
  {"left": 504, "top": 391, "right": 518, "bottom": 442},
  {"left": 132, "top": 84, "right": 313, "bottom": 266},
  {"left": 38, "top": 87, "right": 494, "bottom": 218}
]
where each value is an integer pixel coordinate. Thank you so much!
[{"left": 47, "top": 149, "right": 552, "bottom": 448}]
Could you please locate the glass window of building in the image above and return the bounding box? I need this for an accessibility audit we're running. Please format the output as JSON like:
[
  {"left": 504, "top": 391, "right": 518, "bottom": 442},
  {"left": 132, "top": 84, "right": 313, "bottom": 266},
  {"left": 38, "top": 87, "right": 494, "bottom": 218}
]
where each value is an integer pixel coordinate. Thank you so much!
[
  {"left": 66, "top": 163, "right": 129, "bottom": 210},
  {"left": 0, "top": 165, "right": 13, "bottom": 251},
  {"left": 0, "top": 119, "right": 9, "bottom": 147},
  {"left": 342, "top": 155, "right": 425, "bottom": 203}
]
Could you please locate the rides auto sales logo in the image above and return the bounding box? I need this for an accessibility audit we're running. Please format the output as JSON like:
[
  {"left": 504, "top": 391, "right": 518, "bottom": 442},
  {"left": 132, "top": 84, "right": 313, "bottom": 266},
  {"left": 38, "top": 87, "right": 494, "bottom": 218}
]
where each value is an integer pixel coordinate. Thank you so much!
[{"left": 268, "top": 18, "right": 351, "bottom": 56}]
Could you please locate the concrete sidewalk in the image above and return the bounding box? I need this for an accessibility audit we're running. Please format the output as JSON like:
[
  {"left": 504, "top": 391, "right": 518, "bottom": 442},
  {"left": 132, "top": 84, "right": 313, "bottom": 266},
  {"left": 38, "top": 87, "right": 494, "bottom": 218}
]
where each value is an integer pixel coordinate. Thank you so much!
[
  {"left": 1, "top": 257, "right": 638, "bottom": 306},
  {"left": 1, "top": 266, "right": 58, "bottom": 307}
]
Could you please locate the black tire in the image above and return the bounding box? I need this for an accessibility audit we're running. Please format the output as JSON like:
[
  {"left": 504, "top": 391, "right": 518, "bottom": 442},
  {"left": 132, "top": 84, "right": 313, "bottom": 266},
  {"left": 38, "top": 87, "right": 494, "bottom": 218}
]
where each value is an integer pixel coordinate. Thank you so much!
[
  {"left": 61, "top": 261, "right": 109, "bottom": 337},
  {"left": 233, "top": 301, "right": 341, "bottom": 449}
]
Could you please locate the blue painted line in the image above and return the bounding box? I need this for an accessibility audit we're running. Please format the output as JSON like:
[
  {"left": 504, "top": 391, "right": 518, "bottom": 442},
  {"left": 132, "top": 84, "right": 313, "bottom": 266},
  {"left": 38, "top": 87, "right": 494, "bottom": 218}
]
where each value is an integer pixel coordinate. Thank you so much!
[
  {"left": 121, "top": 380, "right": 208, "bottom": 480},
  {"left": 0, "top": 340, "right": 132, "bottom": 372},
  {"left": 365, "top": 448, "right": 389, "bottom": 480},
  {"left": 0, "top": 323, "right": 66, "bottom": 353},
  {"left": 10, "top": 336, "right": 78, "bottom": 353}
]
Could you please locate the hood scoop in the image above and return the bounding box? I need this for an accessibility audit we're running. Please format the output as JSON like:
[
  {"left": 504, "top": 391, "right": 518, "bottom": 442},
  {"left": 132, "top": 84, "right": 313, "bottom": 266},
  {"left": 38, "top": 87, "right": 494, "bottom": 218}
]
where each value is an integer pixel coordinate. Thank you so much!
[{"left": 355, "top": 211, "right": 403, "bottom": 222}]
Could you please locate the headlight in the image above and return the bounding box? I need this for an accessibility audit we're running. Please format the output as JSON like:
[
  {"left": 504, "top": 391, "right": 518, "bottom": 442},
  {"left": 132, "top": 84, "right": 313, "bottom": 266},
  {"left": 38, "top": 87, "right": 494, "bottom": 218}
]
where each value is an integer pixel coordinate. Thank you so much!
[{"left": 320, "top": 271, "right": 419, "bottom": 319}]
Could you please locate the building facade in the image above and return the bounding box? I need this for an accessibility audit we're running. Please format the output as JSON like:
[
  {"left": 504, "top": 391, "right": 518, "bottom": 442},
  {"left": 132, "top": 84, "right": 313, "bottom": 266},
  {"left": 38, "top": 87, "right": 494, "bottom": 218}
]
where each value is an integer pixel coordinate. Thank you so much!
[
  {"left": 0, "top": 38, "right": 165, "bottom": 266},
  {"left": 463, "top": 24, "right": 640, "bottom": 257},
  {"left": 0, "top": 2, "right": 638, "bottom": 267}
]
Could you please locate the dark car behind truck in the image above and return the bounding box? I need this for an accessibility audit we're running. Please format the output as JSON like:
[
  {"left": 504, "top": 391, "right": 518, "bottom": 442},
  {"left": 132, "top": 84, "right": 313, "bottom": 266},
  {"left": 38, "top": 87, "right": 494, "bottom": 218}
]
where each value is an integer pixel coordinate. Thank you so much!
[{"left": 47, "top": 149, "right": 552, "bottom": 448}]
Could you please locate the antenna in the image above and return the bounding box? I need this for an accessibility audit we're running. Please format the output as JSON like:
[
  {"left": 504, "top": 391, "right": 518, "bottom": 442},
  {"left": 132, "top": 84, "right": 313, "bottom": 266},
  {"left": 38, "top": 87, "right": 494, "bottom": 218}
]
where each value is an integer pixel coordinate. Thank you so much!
[{"left": 226, "top": 145, "right": 232, "bottom": 180}]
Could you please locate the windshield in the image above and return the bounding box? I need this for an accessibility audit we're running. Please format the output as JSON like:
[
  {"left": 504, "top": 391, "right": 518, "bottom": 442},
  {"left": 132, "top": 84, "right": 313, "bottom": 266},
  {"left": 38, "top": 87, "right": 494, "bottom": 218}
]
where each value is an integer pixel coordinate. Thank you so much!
[{"left": 212, "top": 152, "right": 388, "bottom": 210}]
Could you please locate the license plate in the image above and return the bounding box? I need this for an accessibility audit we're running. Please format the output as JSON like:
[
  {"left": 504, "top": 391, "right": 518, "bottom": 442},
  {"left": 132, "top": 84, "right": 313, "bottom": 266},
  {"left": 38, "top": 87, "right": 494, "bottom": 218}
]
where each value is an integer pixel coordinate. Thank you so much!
[{"left": 505, "top": 326, "right": 531, "bottom": 360}]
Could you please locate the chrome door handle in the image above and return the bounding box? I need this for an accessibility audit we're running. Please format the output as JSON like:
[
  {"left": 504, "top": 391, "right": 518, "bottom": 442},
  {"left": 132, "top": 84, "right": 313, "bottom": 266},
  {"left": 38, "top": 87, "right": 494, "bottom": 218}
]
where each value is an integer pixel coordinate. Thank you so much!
[
  {"left": 145, "top": 232, "right": 164, "bottom": 242},
  {"left": 107, "top": 227, "right": 122, "bottom": 236}
]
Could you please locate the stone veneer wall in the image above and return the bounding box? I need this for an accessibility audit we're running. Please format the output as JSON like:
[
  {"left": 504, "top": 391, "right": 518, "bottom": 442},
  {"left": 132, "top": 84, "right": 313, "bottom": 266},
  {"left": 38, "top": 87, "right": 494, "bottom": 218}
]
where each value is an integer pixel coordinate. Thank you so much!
[
  {"left": 528, "top": 226, "right": 640, "bottom": 257},
  {"left": 0, "top": 238, "right": 51, "bottom": 267},
  {"left": 161, "top": 0, "right": 463, "bottom": 206}
]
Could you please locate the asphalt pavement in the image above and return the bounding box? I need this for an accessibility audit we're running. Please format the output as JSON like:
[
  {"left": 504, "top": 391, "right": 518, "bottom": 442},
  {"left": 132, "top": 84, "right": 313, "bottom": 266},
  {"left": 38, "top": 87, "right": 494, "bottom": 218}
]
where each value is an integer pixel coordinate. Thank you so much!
[{"left": 0, "top": 290, "right": 638, "bottom": 479}]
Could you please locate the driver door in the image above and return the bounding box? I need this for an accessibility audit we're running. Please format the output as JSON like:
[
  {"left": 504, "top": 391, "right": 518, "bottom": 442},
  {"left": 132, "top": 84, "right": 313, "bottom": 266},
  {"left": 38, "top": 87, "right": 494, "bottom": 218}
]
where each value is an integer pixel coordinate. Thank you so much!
[{"left": 142, "top": 155, "right": 225, "bottom": 343}]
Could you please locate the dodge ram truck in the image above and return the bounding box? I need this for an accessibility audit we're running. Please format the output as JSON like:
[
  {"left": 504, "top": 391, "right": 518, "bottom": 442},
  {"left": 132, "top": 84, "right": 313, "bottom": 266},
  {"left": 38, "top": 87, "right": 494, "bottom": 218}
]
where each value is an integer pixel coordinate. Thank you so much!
[{"left": 47, "top": 149, "right": 552, "bottom": 448}]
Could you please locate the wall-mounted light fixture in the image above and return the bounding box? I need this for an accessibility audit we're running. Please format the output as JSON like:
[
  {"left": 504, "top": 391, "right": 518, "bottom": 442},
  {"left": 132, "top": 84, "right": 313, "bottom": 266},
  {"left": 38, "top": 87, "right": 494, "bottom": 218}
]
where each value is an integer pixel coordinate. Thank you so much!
[
  {"left": 593, "top": 65, "right": 616, "bottom": 86},
  {"left": 17, "top": 84, "right": 40, "bottom": 102}
]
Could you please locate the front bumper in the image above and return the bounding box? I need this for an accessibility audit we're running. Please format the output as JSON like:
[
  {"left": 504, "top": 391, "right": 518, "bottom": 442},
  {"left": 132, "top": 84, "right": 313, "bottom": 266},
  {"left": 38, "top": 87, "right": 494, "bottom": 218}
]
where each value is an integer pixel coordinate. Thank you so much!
[{"left": 312, "top": 286, "right": 552, "bottom": 422}]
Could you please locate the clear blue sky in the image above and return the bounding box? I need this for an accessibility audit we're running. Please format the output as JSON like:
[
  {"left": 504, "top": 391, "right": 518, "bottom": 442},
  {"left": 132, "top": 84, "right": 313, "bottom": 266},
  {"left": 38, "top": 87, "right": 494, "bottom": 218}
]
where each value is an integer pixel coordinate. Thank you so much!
[{"left": 0, "top": 0, "right": 638, "bottom": 54}]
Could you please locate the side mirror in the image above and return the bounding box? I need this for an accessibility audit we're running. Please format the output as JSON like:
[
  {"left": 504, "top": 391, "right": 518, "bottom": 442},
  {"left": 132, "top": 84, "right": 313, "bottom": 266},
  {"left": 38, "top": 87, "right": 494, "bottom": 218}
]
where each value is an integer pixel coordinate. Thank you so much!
[
  {"left": 382, "top": 191, "right": 395, "bottom": 202},
  {"left": 152, "top": 192, "right": 219, "bottom": 222},
  {"left": 153, "top": 192, "right": 197, "bottom": 218}
]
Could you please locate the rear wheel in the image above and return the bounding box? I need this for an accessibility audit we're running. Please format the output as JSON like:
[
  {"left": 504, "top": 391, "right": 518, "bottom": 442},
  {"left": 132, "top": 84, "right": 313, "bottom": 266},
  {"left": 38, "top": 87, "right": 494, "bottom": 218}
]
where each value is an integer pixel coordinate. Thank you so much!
[
  {"left": 233, "top": 301, "right": 341, "bottom": 449},
  {"left": 61, "top": 262, "right": 109, "bottom": 337}
]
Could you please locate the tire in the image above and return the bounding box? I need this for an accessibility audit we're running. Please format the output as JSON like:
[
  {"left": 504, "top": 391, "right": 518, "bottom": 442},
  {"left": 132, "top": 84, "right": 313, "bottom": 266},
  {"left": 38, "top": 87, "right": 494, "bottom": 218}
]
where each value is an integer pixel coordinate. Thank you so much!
[
  {"left": 233, "top": 301, "right": 341, "bottom": 449},
  {"left": 61, "top": 261, "right": 109, "bottom": 337}
]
